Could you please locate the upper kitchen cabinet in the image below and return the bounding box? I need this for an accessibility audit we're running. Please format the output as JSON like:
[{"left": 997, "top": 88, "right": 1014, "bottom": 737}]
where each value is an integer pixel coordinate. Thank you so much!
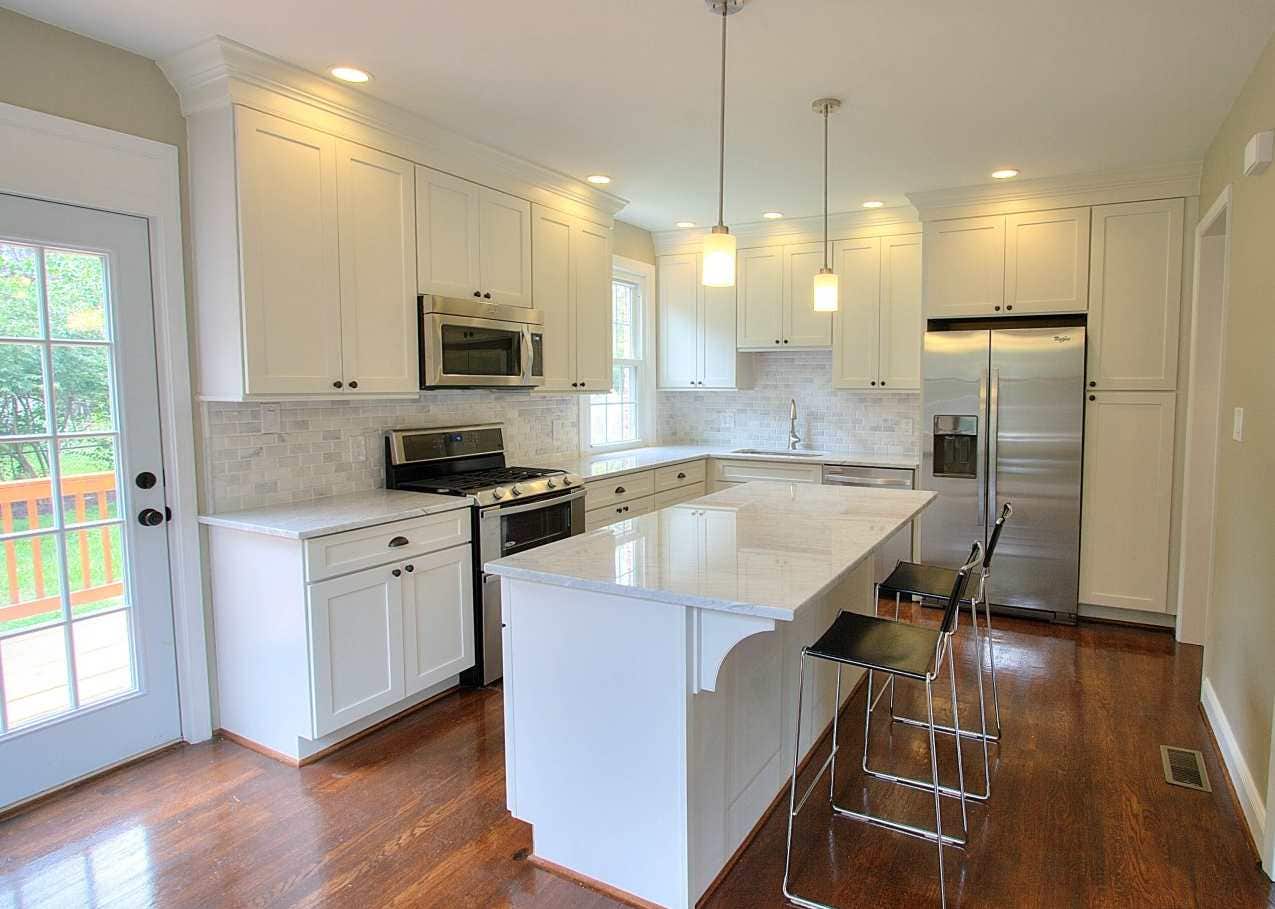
[
  {"left": 416, "top": 167, "right": 532, "bottom": 307},
  {"left": 190, "top": 106, "right": 419, "bottom": 399},
  {"left": 1086, "top": 199, "right": 1184, "bottom": 391},
  {"left": 783, "top": 242, "right": 834, "bottom": 347},
  {"left": 924, "top": 208, "right": 1089, "bottom": 319},
  {"left": 831, "top": 234, "right": 922, "bottom": 390},
  {"left": 734, "top": 243, "right": 831, "bottom": 350},
  {"left": 657, "top": 253, "right": 751, "bottom": 390},
  {"left": 532, "top": 204, "right": 613, "bottom": 392}
]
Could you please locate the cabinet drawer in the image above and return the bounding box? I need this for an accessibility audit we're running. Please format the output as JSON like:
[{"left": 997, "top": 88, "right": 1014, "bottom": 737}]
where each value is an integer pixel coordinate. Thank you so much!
[
  {"left": 654, "top": 460, "right": 706, "bottom": 492},
  {"left": 585, "top": 470, "right": 655, "bottom": 510},
  {"left": 654, "top": 482, "right": 707, "bottom": 510},
  {"left": 586, "top": 494, "right": 655, "bottom": 531},
  {"left": 305, "top": 509, "right": 472, "bottom": 582},
  {"left": 712, "top": 459, "right": 822, "bottom": 485}
]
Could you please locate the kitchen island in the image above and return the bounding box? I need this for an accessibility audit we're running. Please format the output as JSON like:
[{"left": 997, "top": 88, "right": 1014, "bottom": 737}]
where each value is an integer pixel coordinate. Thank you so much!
[{"left": 486, "top": 481, "right": 935, "bottom": 909}]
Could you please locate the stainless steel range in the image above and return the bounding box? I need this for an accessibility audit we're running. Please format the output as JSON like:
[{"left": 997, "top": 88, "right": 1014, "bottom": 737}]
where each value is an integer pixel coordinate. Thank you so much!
[{"left": 386, "top": 425, "right": 584, "bottom": 685}]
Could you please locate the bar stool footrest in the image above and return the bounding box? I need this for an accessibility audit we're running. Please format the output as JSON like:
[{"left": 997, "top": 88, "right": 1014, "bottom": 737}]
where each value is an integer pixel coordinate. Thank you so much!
[{"left": 830, "top": 804, "right": 966, "bottom": 848}]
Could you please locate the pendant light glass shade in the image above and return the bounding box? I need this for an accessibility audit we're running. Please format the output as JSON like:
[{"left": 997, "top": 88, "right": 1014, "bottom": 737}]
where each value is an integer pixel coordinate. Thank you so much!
[
  {"left": 703, "top": 227, "right": 737, "bottom": 287},
  {"left": 813, "top": 267, "right": 839, "bottom": 312}
]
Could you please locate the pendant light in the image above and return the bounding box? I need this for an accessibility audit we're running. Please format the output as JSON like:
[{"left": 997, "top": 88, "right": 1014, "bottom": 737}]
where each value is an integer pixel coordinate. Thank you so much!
[
  {"left": 702, "top": 0, "right": 743, "bottom": 287},
  {"left": 811, "top": 97, "right": 841, "bottom": 312}
]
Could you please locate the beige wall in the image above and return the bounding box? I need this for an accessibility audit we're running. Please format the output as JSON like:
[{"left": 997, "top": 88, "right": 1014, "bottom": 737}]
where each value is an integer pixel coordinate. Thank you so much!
[
  {"left": 1198, "top": 30, "right": 1275, "bottom": 799},
  {"left": 613, "top": 219, "right": 656, "bottom": 264}
]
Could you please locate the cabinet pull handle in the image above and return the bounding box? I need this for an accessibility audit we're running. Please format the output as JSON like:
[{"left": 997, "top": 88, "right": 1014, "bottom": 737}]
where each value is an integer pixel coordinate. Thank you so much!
[
  {"left": 392, "top": 568, "right": 402, "bottom": 577},
  {"left": 405, "top": 564, "right": 415, "bottom": 572},
  {"left": 676, "top": 472, "right": 686, "bottom": 479},
  {"left": 388, "top": 536, "right": 409, "bottom": 548},
  {"left": 615, "top": 486, "right": 625, "bottom": 494}
]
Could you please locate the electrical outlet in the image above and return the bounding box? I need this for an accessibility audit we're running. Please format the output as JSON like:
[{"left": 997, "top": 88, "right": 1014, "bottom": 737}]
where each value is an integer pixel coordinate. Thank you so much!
[{"left": 1232, "top": 407, "right": 1245, "bottom": 443}]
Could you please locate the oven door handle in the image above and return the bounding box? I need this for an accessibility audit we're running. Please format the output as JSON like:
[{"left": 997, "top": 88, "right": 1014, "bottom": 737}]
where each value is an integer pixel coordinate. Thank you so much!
[{"left": 480, "top": 487, "right": 586, "bottom": 520}]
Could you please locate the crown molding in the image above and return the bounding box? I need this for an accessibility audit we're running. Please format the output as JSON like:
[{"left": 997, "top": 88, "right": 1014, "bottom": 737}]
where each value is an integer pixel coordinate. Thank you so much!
[
  {"left": 159, "top": 36, "right": 629, "bottom": 224},
  {"left": 651, "top": 206, "right": 920, "bottom": 256},
  {"left": 906, "top": 161, "right": 1202, "bottom": 222}
]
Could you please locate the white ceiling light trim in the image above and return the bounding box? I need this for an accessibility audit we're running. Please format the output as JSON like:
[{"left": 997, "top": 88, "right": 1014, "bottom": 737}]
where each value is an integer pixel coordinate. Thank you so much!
[{"left": 328, "top": 65, "right": 371, "bottom": 83}]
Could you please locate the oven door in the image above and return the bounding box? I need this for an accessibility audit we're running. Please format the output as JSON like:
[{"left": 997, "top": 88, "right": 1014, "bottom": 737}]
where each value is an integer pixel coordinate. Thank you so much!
[{"left": 420, "top": 312, "right": 534, "bottom": 388}]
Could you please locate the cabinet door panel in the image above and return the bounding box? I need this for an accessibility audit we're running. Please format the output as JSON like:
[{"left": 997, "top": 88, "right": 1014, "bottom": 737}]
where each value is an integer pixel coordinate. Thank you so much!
[
  {"left": 573, "top": 218, "right": 613, "bottom": 392},
  {"left": 235, "top": 108, "right": 343, "bottom": 395},
  {"left": 1088, "top": 199, "right": 1184, "bottom": 390},
  {"left": 336, "top": 141, "right": 418, "bottom": 393},
  {"left": 480, "top": 189, "right": 532, "bottom": 307},
  {"left": 923, "top": 216, "right": 1005, "bottom": 318},
  {"left": 831, "top": 237, "right": 880, "bottom": 389},
  {"left": 416, "top": 167, "right": 481, "bottom": 299},
  {"left": 403, "top": 544, "right": 475, "bottom": 696},
  {"left": 700, "top": 283, "right": 737, "bottom": 388},
  {"left": 531, "top": 205, "right": 575, "bottom": 391},
  {"left": 736, "top": 247, "right": 783, "bottom": 349},
  {"left": 308, "top": 566, "right": 404, "bottom": 737},
  {"left": 1079, "top": 392, "right": 1176, "bottom": 612},
  {"left": 1005, "top": 208, "right": 1090, "bottom": 314},
  {"left": 879, "top": 234, "right": 922, "bottom": 390},
  {"left": 658, "top": 254, "right": 701, "bottom": 388},
  {"left": 783, "top": 242, "right": 833, "bottom": 348}
]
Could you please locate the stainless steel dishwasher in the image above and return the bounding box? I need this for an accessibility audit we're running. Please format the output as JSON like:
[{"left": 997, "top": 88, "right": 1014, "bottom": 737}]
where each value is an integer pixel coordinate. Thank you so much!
[{"left": 821, "top": 464, "right": 916, "bottom": 584}]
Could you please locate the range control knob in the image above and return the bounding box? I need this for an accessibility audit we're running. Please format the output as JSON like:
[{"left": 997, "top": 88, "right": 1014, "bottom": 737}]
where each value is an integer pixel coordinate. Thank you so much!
[
  {"left": 562, "top": 476, "right": 573, "bottom": 486},
  {"left": 491, "top": 487, "right": 507, "bottom": 501},
  {"left": 511, "top": 484, "right": 523, "bottom": 497},
  {"left": 545, "top": 478, "right": 557, "bottom": 489}
]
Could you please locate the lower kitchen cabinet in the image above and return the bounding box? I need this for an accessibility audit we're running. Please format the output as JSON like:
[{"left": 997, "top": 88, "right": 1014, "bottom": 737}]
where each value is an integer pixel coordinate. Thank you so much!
[
  {"left": 584, "top": 460, "right": 709, "bottom": 530},
  {"left": 1079, "top": 391, "right": 1176, "bottom": 613},
  {"left": 205, "top": 511, "right": 474, "bottom": 763}
]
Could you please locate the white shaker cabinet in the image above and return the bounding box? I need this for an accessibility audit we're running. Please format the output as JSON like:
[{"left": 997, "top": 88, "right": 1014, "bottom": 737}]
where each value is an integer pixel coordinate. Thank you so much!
[
  {"left": 532, "top": 204, "right": 613, "bottom": 392},
  {"left": 657, "top": 254, "right": 749, "bottom": 389},
  {"left": 1004, "top": 208, "right": 1091, "bottom": 315},
  {"left": 402, "top": 544, "right": 476, "bottom": 696},
  {"left": 417, "top": 166, "right": 532, "bottom": 307},
  {"left": 922, "top": 215, "right": 1005, "bottom": 318},
  {"left": 878, "top": 234, "right": 923, "bottom": 389},
  {"left": 1079, "top": 391, "right": 1176, "bottom": 613},
  {"left": 1087, "top": 199, "right": 1184, "bottom": 391},
  {"left": 736, "top": 246, "right": 785, "bottom": 349},
  {"left": 831, "top": 234, "right": 922, "bottom": 390},
  {"left": 783, "top": 242, "right": 834, "bottom": 348}
]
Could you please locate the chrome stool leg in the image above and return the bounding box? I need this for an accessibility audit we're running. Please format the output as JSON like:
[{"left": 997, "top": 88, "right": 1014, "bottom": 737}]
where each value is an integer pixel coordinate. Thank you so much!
[{"left": 925, "top": 673, "right": 948, "bottom": 909}]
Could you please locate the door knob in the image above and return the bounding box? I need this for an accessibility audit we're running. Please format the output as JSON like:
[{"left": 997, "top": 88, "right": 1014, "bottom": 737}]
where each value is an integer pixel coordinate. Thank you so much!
[{"left": 137, "top": 508, "right": 165, "bottom": 527}]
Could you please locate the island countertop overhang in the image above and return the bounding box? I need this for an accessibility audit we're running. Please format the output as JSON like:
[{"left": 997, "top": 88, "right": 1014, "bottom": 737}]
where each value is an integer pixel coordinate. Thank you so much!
[{"left": 484, "top": 481, "right": 936, "bottom": 621}]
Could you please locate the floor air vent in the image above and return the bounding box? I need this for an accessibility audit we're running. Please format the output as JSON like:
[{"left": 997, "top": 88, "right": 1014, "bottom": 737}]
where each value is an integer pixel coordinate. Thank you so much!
[{"left": 1160, "top": 745, "right": 1211, "bottom": 792}]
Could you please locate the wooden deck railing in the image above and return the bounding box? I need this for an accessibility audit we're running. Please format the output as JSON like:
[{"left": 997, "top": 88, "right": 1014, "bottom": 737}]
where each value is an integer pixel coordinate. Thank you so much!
[{"left": 0, "top": 471, "right": 123, "bottom": 625}]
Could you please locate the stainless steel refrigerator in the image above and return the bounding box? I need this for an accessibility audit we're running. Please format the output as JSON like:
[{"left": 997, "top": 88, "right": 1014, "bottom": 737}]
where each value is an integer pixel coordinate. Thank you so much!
[{"left": 920, "top": 325, "right": 1085, "bottom": 621}]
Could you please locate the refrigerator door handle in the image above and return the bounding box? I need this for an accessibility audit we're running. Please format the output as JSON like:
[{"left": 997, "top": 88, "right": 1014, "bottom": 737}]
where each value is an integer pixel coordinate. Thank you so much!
[
  {"left": 978, "top": 367, "right": 989, "bottom": 527},
  {"left": 988, "top": 367, "right": 1001, "bottom": 529}
]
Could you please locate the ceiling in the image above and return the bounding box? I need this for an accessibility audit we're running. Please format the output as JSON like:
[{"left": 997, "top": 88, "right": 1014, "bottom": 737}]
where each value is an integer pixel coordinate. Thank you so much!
[{"left": 9, "top": 0, "right": 1274, "bottom": 231}]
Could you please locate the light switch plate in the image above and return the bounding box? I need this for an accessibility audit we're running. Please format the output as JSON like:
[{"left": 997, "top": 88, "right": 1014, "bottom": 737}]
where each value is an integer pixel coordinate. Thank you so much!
[{"left": 1233, "top": 407, "right": 1245, "bottom": 442}]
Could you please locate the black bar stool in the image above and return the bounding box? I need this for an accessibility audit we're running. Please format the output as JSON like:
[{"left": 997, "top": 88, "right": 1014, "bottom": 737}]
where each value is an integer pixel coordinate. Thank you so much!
[
  {"left": 782, "top": 543, "right": 983, "bottom": 909},
  {"left": 869, "top": 503, "right": 1013, "bottom": 803}
]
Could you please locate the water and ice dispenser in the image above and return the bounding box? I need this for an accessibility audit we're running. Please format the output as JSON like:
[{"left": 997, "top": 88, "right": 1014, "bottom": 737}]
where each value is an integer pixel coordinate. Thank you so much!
[{"left": 932, "top": 415, "right": 978, "bottom": 478}]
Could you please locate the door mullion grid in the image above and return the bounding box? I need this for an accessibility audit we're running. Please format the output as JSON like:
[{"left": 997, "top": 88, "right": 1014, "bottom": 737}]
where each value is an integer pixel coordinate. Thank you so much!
[{"left": 34, "top": 244, "right": 81, "bottom": 712}]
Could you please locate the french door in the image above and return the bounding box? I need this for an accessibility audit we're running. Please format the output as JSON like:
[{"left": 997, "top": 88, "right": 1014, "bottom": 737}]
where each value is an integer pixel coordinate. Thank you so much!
[{"left": 0, "top": 193, "right": 180, "bottom": 809}]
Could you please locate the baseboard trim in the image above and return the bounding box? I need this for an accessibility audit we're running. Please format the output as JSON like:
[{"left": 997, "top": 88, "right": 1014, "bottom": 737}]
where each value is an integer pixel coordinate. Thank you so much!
[
  {"left": 1200, "top": 676, "right": 1267, "bottom": 856},
  {"left": 1078, "top": 602, "right": 1177, "bottom": 629},
  {"left": 0, "top": 740, "right": 183, "bottom": 821},
  {"left": 527, "top": 854, "right": 665, "bottom": 909}
]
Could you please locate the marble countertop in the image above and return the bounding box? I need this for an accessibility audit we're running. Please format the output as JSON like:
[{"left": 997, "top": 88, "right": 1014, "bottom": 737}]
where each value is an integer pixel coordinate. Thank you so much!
[
  {"left": 546, "top": 445, "right": 919, "bottom": 482},
  {"left": 486, "top": 482, "right": 935, "bottom": 620},
  {"left": 198, "top": 489, "right": 472, "bottom": 540}
]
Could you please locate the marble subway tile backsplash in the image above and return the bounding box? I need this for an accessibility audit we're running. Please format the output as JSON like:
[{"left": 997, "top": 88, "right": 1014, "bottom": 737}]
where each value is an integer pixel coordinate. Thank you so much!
[
  {"left": 658, "top": 350, "right": 920, "bottom": 456},
  {"left": 201, "top": 391, "right": 581, "bottom": 513}
]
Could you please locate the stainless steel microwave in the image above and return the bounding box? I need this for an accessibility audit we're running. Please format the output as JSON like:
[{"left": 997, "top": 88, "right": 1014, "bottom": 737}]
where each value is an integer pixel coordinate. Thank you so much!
[{"left": 419, "top": 296, "right": 544, "bottom": 389}]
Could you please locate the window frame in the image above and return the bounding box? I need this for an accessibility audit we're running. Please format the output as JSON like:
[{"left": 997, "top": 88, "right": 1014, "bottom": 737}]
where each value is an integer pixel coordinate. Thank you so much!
[{"left": 579, "top": 255, "right": 657, "bottom": 454}]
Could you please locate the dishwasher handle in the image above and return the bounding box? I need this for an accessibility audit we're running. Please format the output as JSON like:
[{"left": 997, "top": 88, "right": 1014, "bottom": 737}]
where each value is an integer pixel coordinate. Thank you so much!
[{"left": 822, "top": 474, "right": 913, "bottom": 489}]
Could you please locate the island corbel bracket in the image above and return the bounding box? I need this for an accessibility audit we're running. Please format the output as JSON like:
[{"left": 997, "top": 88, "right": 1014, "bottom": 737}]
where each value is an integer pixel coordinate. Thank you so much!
[{"left": 689, "top": 607, "right": 777, "bottom": 693}]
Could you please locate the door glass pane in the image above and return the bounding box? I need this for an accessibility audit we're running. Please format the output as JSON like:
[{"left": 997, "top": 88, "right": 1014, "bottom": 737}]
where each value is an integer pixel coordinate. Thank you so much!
[
  {"left": 58, "top": 436, "right": 118, "bottom": 524},
  {"left": 2, "top": 625, "right": 71, "bottom": 727},
  {"left": 0, "top": 531, "right": 62, "bottom": 634},
  {"left": 51, "top": 344, "right": 113, "bottom": 433},
  {"left": 45, "top": 249, "right": 108, "bottom": 341},
  {"left": 0, "top": 440, "right": 54, "bottom": 531},
  {"left": 0, "top": 342, "right": 48, "bottom": 435},
  {"left": 0, "top": 242, "right": 42, "bottom": 338},
  {"left": 72, "top": 610, "right": 134, "bottom": 705},
  {"left": 64, "top": 525, "right": 126, "bottom": 617}
]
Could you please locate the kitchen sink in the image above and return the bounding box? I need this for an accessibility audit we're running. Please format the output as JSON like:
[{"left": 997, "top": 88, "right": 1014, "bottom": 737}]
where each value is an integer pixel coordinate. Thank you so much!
[{"left": 730, "top": 448, "right": 827, "bottom": 458}]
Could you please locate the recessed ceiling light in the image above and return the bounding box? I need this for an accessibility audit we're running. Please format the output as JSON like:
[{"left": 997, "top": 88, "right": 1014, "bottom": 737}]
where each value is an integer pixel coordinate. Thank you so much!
[
  {"left": 762, "top": 211, "right": 784, "bottom": 220},
  {"left": 862, "top": 200, "right": 885, "bottom": 209},
  {"left": 329, "top": 65, "right": 371, "bottom": 83},
  {"left": 991, "top": 168, "right": 1020, "bottom": 179},
  {"left": 675, "top": 221, "right": 697, "bottom": 228},
  {"left": 586, "top": 174, "right": 612, "bottom": 185}
]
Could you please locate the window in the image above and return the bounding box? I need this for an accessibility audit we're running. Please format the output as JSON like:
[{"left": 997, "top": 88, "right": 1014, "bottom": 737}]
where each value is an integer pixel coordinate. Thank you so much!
[{"left": 582, "top": 259, "right": 655, "bottom": 452}]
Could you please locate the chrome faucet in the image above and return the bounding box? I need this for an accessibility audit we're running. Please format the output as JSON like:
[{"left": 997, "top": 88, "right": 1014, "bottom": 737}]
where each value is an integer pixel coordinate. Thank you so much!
[{"left": 788, "top": 399, "right": 802, "bottom": 451}]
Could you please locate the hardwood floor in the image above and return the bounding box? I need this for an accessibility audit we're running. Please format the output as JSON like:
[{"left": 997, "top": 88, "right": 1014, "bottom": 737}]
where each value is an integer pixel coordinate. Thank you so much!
[{"left": 1, "top": 608, "right": 1271, "bottom": 908}]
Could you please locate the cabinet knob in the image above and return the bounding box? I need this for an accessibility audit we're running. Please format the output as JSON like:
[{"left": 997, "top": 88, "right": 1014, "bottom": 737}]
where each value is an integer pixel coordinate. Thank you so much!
[
  {"left": 1089, "top": 380, "right": 1096, "bottom": 388},
  {"left": 774, "top": 339, "right": 780, "bottom": 344},
  {"left": 676, "top": 472, "right": 686, "bottom": 479},
  {"left": 994, "top": 305, "right": 1001, "bottom": 312},
  {"left": 1088, "top": 394, "right": 1096, "bottom": 402},
  {"left": 1006, "top": 305, "right": 1014, "bottom": 311},
  {"left": 473, "top": 291, "right": 482, "bottom": 298},
  {"left": 571, "top": 382, "right": 578, "bottom": 387},
  {"left": 783, "top": 339, "right": 789, "bottom": 344},
  {"left": 392, "top": 568, "right": 402, "bottom": 577},
  {"left": 880, "top": 380, "right": 886, "bottom": 387},
  {"left": 332, "top": 380, "right": 343, "bottom": 389},
  {"left": 580, "top": 381, "right": 586, "bottom": 387},
  {"left": 348, "top": 380, "right": 358, "bottom": 389},
  {"left": 870, "top": 381, "right": 876, "bottom": 386},
  {"left": 483, "top": 292, "right": 492, "bottom": 299},
  {"left": 405, "top": 564, "right": 414, "bottom": 572}
]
